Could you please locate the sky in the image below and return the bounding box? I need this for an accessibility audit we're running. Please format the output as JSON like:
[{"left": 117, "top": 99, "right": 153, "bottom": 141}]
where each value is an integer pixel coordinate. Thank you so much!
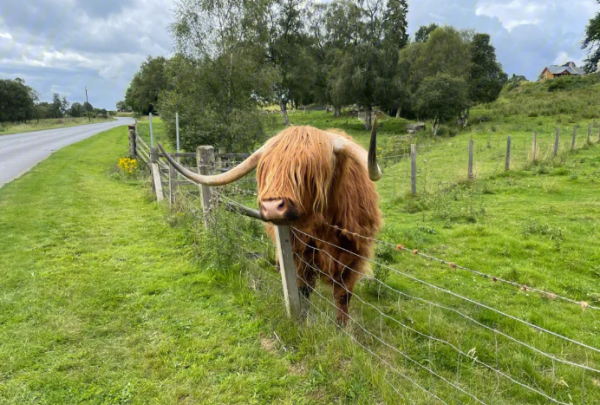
[{"left": 0, "top": 0, "right": 598, "bottom": 109}]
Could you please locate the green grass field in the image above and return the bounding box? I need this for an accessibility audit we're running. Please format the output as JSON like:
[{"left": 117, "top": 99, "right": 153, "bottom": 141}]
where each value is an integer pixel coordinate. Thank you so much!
[
  {"left": 3, "top": 76, "right": 600, "bottom": 404},
  {"left": 0, "top": 117, "right": 116, "bottom": 135},
  {"left": 0, "top": 127, "right": 387, "bottom": 404}
]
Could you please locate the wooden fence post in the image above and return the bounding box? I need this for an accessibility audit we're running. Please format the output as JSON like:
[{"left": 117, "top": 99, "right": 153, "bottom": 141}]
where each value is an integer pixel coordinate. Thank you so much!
[
  {"left": 168, "top": 160, "right": 177, "bottom": 208},
  {"left": 468, "top": 139, "right": 474, "bottom": 179},
  {"left": 410, "top": 144, "right": 417, "bottom": 195},
  {"left": 532, "top": 131, "right": 537, "bottom": 162},
  {"left": 197, "top": 146, "right": 214, "bottom": 226},
  {"left": 588, "top": 123, "right": 592, "bottom": 145},
  {"left": 598, "top": 123, "right": 600, "bottom": 143},
  {"left": 571, "top": 125, "right": 577, "bottom": 150},
  {"left": 216, "top": 148, "right": 225, "bottom": 172},
  {"left": 505, "top": 135, "right": 511, "bottom": 171},
  {"left": 274, "top": 225, "right": 301, "bottom": 318},
  {"left": 554, "top": 128, "right": 560, "bottom": 157},
  {"left": 128, "top": 125, "right": 137, "bottom": 159},
  {"left": 150, "top": 148, "right": 164, "bottom": 202}
]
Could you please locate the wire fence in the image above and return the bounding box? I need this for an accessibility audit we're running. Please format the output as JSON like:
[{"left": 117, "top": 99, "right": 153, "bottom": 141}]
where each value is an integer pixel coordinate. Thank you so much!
[{"left": 128, "top": 122, "right": 600, "bottom": 404}]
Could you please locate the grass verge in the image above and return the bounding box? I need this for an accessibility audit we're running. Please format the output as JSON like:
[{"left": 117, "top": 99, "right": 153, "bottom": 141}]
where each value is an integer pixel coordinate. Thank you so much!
[
  {"left": 0, "top": 117, "right": 117, "bottom": 135},
  {"left": 0, "top": 126, "right": 384, "bottom": 404}
]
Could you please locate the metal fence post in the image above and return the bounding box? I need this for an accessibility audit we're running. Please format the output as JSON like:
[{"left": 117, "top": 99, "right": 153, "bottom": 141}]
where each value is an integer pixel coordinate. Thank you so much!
[
  {"left": 274, "top": 225, "right": 301, "bottom": 318},
  {"left": 505, "top": 135, "right": 511, "bottom": 171},
  {"left": 411, "top": 144, "right": 417, "bottom": 195},
  {"left": 197, "top": 146, "right": 214, "bottom": 226},
  {"left": 554, "top": 128, "right": 560, "bottom": 157},
  {"left": 468, "top": 139, "right": 474, "bottom": 179}
]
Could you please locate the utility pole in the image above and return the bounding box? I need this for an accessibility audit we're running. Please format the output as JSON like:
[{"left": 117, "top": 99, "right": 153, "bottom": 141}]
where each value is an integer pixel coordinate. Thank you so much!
[{"left": 85, "top": 87, "right": 90, "bottom": 121}]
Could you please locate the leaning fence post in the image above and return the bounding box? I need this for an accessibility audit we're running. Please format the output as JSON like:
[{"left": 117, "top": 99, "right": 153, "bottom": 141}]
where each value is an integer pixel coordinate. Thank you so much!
[
  {"left": 274, "top": 225, "right": 301, "bottom": 318},
  {"left": 554, "top": 128, "right": 560, "bottom": 157},
  {"left": 410, "top": 144, "right": 417, "bottom": 195},
  {"left": 571, "top": 125, "right": 577, "bottom": 150},
  {"left": 168, "top": 159, "right": 177, "bottom": 208},
  {"left": 505, "top": 135, "right": 511, "bottom": 171},
  {"left": 197, "top": 146, "right": 214, "bottom": 226},
  {"left": 532, "top": 131, "right": 537, "bottom": 162},
  {"left": 128, "top": 125, "right": 137, "bottom": 159},
  {"left": 150, "top": 148, "right": 164, "bottom": 202},
  {"left": 468, "top": 139, "right": 474, "bottom": 179}
]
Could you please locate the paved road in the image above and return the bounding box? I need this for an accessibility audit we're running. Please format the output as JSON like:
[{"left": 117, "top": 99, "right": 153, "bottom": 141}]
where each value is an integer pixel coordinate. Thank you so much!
[{"left": 0, "top": 117, "right": 135, "bottom": 189}]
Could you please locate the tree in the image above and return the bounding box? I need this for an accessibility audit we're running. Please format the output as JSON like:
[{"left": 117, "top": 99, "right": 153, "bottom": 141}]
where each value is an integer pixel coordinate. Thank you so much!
[
  {"left": 124, "top": 56, "right": 168, "bottom": 114},
  {"left": 116, "top": 100, "right": 129, "bottom": 112},
  {"left": 165, "top": 0, "right": 276, "bottom": 151},
  {"left": 251, "top": 0, "right": 313, "bottom": 125},
  {"left": 394, "top": 41, "right": 424, "bottom": 118},
  {"left": 51, "top": 93, "right": 63, "bottom": 118},
  {"left": 0, "top": 78, "right": 35, "bottom": 123},
  {"left": 69, "top": 102, "right": 85, "bottom": 117},
  {"left": 582, "top": 2, "right": 600, "bottom": 73},
  {"left": 83, "top": 101, "right": 94, "bottom": 112},
  {"left": 414, "top": 23, "right": 438, "bottom": 43},
  {"left": 415, "top": 73, "right": 469, "bottom": 136},
  {"left": 61, "top": 97, "right": 70, "bottom": 117},
  {"left": 462, "top": 33, "right": 507, "bottom": 125},
  {"left": 326, "top": 0, "right": 409, "bottom": 129}
]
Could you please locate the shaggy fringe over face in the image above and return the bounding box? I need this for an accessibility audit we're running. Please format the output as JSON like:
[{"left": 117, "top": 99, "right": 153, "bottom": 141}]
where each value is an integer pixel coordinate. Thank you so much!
[{"left": 257, "top": 126, "right": 335, "bottom": 215}]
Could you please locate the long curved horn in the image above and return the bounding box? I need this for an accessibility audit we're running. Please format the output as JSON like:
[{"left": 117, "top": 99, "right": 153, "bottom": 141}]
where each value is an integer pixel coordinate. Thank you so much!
[
  {"left": 157, "top": 143, "right": 263, "bottom": 186},
  {"left": 327, "top": 118, "right": 382, "bottom": 182}
]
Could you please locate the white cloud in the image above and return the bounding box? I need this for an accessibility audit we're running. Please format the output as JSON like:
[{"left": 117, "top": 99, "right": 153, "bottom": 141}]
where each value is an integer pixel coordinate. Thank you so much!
[
  {"left": 0, "top": 0, "right": 174, "bottom": 108},
  {"left": 409, "top": 0, "right": 600, "bottom": 79},
  {"left": 475, "top": 1, "right": 545, "bottom": 31}
]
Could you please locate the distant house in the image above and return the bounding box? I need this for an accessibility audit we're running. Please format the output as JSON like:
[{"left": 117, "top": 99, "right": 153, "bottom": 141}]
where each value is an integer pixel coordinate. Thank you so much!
[{"left": 540, "top": 61, "right": 586, "bottom": 80}]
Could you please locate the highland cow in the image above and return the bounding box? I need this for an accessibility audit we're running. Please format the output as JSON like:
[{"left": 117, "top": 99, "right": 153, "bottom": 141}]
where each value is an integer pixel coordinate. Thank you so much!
[{"left": 160, "top": 122, "right": 382, "bottom": 324}]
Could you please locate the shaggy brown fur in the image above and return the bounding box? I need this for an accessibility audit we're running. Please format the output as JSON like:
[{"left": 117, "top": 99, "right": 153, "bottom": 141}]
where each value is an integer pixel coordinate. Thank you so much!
[{"left": 258, "top": 126, "right": 382, "bottom": 324}]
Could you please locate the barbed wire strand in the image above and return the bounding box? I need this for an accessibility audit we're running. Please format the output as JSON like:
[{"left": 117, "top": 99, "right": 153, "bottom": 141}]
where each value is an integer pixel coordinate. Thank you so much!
[
  {"left": 297, "top": 279, "right": 449, "bottom": 405},
  {"left": 291, "top": 227, "right": 600, "bottom": 357},
  {"left": 290, "top": 228, "right": 600, "bottom": 374},
  {"left": 293, "top": 251, "right": 571, "bottom": 405},
  {"left": 293, "top": 266, "right": 481, "bottom": 405},
  {"left": 323, "top": 224, "right": 598, "bottom": 312}
]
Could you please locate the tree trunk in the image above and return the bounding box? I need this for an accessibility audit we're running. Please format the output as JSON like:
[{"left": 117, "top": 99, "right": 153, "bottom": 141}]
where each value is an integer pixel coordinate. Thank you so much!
[
  {"left": 280, "top": 99, "right": 290, "bottom": 126},
  {"left": 326, "top": 105, "right": 331, "bottom": 113},
  {"left": 364, "top": 105, "right": 372, "bottom": 130},
  {"left": 395, "top": 106, "right": 401, "bottom": 118},
  {"left": 334, "top": 106, "right": 341, "bottom": 118},
  {"left": 432, "top": 118, "right": 439, "bottom": 136}
]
